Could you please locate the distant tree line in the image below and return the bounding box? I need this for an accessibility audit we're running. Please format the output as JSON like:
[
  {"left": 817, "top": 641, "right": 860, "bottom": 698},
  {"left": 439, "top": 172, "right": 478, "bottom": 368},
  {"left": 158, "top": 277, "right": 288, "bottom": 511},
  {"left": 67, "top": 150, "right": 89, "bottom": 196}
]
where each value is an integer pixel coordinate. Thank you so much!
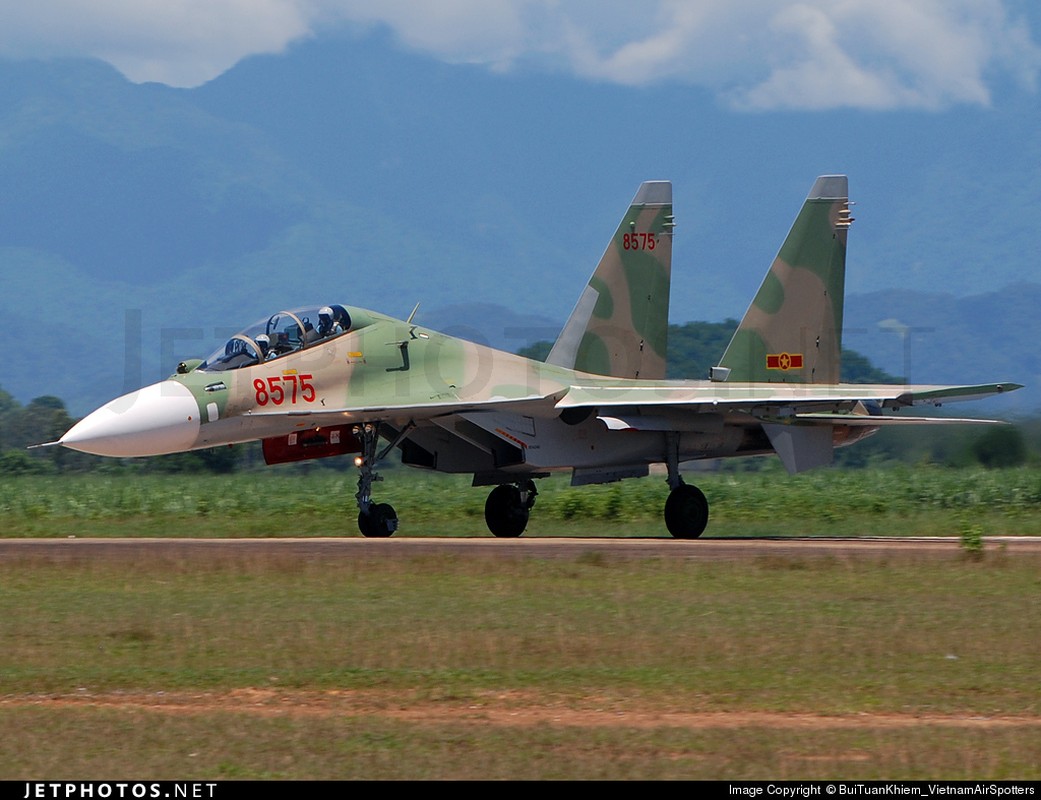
[
  {"left": 0, "top": 385, "right": 244, "bottom": 476},
  {"left": 517, "top": 320, "right": 903, "bottom": 384},
  {"left": 0, "top": 321, "right": 1031, "bottom": 474}
]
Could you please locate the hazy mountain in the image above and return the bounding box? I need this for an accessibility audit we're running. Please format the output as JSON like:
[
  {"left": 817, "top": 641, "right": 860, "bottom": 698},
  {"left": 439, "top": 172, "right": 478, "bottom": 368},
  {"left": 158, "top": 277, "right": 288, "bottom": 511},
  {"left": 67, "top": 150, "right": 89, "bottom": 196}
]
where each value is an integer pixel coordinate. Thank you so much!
[
  {"left": 1, "top": 32, "right": 1037, "bottom": 416},
  {"left": 844, "top": 285, "right": 1041, "bottom": 414}
]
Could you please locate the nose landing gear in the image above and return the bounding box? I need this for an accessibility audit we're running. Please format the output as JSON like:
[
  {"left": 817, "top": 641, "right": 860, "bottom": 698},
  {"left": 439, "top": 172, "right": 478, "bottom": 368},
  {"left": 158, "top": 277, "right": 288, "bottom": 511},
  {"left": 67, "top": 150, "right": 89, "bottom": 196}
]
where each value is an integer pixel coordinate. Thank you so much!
[{"left": 354, "top": 423, "right": 398, "bottom": 538}]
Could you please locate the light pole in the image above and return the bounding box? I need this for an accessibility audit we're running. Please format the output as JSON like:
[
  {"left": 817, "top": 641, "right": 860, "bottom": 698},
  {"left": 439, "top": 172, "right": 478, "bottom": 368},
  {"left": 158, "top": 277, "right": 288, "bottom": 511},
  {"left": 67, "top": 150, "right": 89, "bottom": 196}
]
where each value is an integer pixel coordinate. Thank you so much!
[{"left": 877, "top": 318, "right": 934, "bottom": 384}]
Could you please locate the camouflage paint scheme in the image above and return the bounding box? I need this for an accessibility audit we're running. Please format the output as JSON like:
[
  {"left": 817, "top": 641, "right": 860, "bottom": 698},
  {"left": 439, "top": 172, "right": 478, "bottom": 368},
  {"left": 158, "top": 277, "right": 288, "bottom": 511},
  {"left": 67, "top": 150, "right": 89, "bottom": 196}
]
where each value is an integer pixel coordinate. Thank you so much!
[
  {"left": 719, "top": 175, "right": 849, "bottom": 384},
  {"left": 57, "top": 177, "right": 1020, "bottom": 537},
  {"left": 548, "top": 181, "right": 673, "bottom": 380}
]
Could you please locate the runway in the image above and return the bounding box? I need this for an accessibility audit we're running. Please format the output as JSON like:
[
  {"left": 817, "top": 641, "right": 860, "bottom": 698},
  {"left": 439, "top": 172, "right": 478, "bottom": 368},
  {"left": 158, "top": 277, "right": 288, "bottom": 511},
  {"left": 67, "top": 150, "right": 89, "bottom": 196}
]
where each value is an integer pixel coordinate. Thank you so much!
[{"left": 2, "top": 535, "right": 1040, "bottom": 562}]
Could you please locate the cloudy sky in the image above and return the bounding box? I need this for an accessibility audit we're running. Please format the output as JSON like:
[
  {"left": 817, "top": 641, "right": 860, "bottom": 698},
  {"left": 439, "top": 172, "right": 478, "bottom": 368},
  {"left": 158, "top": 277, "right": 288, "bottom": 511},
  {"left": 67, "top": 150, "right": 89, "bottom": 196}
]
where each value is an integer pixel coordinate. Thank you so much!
[{"left": 1, "top": 0, "right": 1039, "bottom": 110}]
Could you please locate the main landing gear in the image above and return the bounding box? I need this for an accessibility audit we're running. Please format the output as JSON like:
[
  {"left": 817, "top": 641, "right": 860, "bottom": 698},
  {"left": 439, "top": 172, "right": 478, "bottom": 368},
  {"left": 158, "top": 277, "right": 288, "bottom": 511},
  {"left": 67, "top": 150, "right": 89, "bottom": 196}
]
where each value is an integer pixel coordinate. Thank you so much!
[
  {"left": 349, "top": 421, "right": 709, "bottom": 538},
  {"left": 484, "top": 480, "right": 538, "bottom": 537},
  {"left": 354, "top": 423, "right": 398, "bottom": 538},
  {"left": 662, "top": 432, "right": 709, "bottom": 538}
]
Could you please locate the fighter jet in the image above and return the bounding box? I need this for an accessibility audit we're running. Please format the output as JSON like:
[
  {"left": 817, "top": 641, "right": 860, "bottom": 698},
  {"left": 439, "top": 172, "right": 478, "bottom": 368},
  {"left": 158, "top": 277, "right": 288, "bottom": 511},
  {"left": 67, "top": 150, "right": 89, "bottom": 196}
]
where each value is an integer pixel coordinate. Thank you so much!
[{"left": 55, "top": 176, "right": 1020, "bottom": 538}]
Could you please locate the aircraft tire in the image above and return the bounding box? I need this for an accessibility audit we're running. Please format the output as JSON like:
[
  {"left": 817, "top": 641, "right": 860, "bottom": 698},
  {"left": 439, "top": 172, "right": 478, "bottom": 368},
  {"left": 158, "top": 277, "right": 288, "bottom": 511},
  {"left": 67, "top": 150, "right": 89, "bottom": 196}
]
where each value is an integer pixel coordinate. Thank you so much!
[
  {"left": 358, "top": 503, "right": 398, "bottom": 538},
  {"left": 664, "top": 484, "right": 709, "bottom": 539},
  {"left": 484, "top": 485, "right": 529, "bottom": 538}
]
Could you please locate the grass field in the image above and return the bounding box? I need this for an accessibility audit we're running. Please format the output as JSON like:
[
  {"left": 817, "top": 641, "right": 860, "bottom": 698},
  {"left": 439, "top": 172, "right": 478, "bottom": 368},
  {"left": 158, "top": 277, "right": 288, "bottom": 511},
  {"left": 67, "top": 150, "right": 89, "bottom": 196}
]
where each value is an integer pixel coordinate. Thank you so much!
[
  {"left": 4, "top": 463, "right": 1041, "bottom": 537},
  {"left": 2, "top": 467, "right": 1041, "bottom": 779},
  {"left": 1, "top": 550, "right": 1040, "bottom": 779}
]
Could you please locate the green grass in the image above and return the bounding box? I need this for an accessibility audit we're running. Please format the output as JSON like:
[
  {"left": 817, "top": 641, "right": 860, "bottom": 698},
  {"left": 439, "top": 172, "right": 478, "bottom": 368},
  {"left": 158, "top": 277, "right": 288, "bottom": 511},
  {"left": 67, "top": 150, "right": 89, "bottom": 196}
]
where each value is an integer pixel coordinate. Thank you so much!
[
  {"left": 4, "top": 464, "right": 1041, "bottom": 537},
  {"left": 1, "top": 553, "right": 1040, "bottom": 778},
  {"left": 3, "top": 465, "right": 1041, "bottom": 777}
]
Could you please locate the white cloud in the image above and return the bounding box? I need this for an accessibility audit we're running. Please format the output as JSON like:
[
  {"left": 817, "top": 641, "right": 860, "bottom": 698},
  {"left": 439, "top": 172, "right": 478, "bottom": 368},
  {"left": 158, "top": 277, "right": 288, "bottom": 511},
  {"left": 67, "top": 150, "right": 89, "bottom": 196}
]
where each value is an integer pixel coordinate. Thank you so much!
[
  {"left": 0, "top": 0, "right": 1038, "bottom": 110},
  {"left": 727, "top": 1, "right": 1025, "bottom": 110},
  {"left": 0, "top": 0, "right": 314, "bottom": 86}
]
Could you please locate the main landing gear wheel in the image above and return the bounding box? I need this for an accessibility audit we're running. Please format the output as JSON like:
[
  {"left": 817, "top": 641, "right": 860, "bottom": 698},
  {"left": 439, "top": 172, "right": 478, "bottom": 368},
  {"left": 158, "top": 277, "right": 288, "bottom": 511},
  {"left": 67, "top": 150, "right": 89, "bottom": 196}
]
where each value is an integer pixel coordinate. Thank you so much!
[
  {"left": 485, "top": 481, "right": 538, "bottom": 538},
  {"left": 664, "top": 483, "right": 709, "bottom": 539},
  {"left": 358, "top": 503, "right": 398, "bottom": 538}
]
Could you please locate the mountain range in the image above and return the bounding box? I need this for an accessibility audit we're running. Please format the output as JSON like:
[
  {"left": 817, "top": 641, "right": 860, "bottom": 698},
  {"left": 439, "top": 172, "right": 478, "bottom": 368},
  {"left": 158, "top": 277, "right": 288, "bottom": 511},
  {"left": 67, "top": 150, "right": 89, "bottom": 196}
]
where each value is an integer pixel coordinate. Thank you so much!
[{"left": 0, "top": 31, "right": 1036, "bottom": 416}]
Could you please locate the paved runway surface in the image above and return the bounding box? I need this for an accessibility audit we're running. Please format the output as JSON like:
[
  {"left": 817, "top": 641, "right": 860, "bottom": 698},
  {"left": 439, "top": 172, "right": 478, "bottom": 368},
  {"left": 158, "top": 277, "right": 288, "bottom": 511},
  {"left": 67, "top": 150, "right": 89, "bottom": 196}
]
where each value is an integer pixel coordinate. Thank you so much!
[{"left": 2, "top": 535, "right": 1040, "bottom": 562}]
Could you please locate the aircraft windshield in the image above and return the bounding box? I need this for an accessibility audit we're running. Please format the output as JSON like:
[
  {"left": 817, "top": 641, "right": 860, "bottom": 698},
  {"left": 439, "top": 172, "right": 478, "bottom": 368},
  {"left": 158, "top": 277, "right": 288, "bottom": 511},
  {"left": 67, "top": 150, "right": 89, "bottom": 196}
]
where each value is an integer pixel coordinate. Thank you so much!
[{"left": 199, "top": 304, "right": 351, "bottom": 371}]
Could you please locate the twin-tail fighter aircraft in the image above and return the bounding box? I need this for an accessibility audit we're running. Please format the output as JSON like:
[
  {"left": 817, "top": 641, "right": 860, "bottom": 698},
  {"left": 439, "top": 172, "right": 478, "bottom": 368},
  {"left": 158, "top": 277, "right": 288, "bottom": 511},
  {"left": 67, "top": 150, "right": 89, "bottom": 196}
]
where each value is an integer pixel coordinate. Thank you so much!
[{"left": 54, "top": 175, "right": 1020, "bottom": 538}]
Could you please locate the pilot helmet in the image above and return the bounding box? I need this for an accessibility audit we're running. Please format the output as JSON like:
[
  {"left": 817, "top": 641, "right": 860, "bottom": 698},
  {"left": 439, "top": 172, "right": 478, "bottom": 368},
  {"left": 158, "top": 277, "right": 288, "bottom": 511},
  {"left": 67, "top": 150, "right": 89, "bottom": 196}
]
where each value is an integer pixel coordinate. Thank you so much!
[
  {"left": 319, "top": 306, "right": 334, "bottom": 321},
  {"left": 255, "top": 334, "right": 270, "bottom": 351}
]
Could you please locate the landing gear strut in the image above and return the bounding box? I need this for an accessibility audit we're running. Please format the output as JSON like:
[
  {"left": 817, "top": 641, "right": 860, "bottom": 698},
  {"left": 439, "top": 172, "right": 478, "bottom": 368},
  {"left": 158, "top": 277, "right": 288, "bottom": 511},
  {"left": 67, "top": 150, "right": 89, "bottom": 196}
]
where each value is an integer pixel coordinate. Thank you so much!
[
  {"left": 354, "top": 423, "right": 398, "bottom": 538},
  {"left": 484, "top": 480, "right": 538, "bottom": 537},
  {"left": 663, "top": 432, "right": 709, "bottom": 538}
]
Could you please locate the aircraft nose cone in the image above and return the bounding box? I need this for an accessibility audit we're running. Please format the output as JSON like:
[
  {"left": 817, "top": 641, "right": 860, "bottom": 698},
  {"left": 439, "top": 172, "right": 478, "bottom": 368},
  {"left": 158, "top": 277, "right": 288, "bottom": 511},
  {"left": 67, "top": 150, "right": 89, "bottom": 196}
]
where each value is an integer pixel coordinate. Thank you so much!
[{"left": 61, "top": 380, "right": 201, "bottom": 457}]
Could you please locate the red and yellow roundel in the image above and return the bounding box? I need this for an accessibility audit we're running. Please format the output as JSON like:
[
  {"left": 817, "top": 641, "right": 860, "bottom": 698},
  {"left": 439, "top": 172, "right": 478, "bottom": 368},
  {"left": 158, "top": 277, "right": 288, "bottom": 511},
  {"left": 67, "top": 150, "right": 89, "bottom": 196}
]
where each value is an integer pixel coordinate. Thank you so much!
[{"left": 766, "top": 352, "right": 803, "bottom": 371}]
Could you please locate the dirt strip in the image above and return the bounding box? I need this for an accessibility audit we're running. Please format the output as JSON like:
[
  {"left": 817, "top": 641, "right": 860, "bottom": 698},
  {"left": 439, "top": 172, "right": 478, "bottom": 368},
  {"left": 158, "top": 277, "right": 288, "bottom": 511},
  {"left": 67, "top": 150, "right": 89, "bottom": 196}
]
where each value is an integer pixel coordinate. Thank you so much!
[{"left": 5, "top": 689, "right": 1040, "bottom": 730}]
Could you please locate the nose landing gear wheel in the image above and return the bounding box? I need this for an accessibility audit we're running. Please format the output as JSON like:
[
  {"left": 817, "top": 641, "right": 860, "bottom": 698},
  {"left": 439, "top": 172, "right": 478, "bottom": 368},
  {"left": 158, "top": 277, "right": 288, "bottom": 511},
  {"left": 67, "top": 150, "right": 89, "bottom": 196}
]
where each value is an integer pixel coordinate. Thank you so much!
[{"left": 358, "top": 503, "right": 398, "bottom": 538}]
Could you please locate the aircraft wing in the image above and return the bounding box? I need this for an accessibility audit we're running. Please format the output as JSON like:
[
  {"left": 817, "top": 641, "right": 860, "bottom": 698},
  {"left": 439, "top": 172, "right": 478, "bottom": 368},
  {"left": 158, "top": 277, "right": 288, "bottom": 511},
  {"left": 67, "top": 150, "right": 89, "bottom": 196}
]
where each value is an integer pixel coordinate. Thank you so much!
[
  {"left": 244, "top": 392, "right": 565, "bottom": 427},
  {"left": 247, "top": 380, "right": 1021, "bottom": 433},
  {"left": 556, "top": 382, "right": 1022, "bottom": 412},
  {"left": 792, "top": 412, "right": 1009, "bottom": 426},
  {"left": 556, "top": 380, "right": 1021, "bottom": 475}
]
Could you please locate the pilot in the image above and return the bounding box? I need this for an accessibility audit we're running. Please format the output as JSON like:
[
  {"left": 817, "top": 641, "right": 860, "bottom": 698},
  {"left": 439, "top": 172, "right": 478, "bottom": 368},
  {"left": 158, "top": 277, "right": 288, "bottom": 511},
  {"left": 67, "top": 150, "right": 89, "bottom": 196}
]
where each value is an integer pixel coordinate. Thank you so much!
[
  {"left": 318, "top": 306, "right": 344, "bottom": 337},
  {"left": 255, "top": 334, "right": 274, "bottom": 361}
]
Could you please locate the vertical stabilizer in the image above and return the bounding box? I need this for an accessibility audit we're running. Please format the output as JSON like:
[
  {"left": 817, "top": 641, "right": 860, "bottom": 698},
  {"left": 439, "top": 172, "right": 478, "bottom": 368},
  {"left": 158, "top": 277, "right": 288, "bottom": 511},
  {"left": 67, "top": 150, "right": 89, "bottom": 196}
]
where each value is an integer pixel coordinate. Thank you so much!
[
  {"left": 547, "top": 181, "right": 674, "bottom": 379},
  {"left": 717, "top": 175, "right": 851, "bottom": 384}
]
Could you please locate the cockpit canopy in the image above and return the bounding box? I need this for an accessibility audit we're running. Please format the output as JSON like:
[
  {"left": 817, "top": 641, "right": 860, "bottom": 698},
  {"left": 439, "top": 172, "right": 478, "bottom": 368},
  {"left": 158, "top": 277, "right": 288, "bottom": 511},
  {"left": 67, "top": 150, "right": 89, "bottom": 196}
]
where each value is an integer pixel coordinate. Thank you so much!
[{"left": 199, "top": 304, "right": 351, "bottom": 372}]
